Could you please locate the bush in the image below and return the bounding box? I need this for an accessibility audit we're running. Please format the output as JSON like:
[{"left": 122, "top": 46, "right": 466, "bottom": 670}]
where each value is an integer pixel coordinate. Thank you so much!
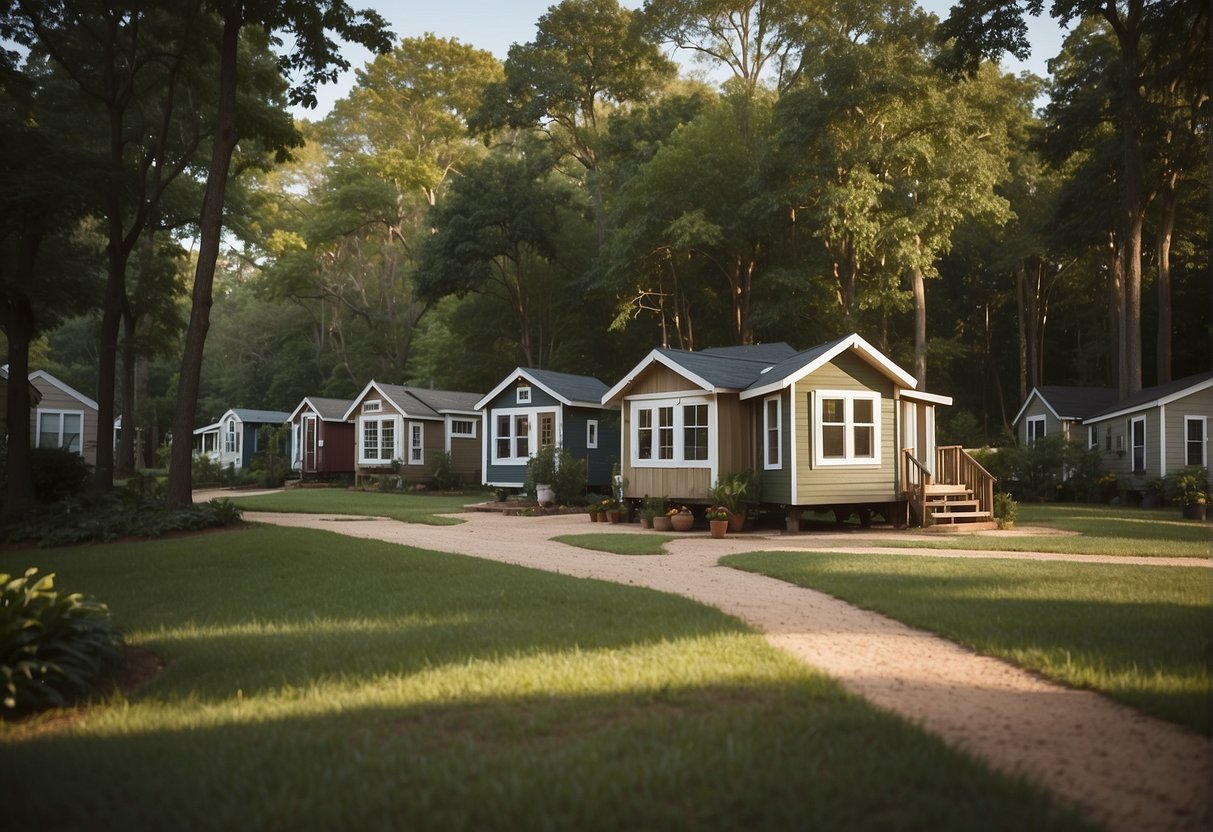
[
  {"left": 524, "top": 445, "right": 587, "bottom": 505},
  {"left": 0, "top": 495, "right": 243, "bottom": 548},
  {"left": 250, "top": 424, "right": 290, "bottom": 488},
  {"left": 30, "top": 447, "right": 93, "bottom": 503},
  {"left": 993, "top": 492, "right": 1018, "bottom": 530},
  {"left": 430, "top": 451, "right": 458, "bottom": 491},
  {"left": 1, "top": 568, "right": 124, "bottom": 715}
]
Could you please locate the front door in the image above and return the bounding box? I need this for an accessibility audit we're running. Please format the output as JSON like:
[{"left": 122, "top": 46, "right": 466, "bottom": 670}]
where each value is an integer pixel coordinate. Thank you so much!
[
  {"left": 303, "top": 415, "right": 318, "bottom": 472},
  {"left": 538, "top": 412, "right": 556, "bottom": 450}
]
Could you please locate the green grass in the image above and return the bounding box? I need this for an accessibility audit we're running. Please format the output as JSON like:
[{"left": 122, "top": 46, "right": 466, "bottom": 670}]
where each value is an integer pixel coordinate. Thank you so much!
[
  {"left": 225, "top": 488, "right": 472, "bottom": 525},
  {"left": 897, "top": 503, "right": 1211, "bottom": 558},
  {"left": 722, "top": 550, "right": 1212, "bottom": 734},
  {"left": 553, "top": 533, "right": 675, "bottom": 555},
  {"left": 0, "top": 526, "right": 1089, "bottom": 830}
]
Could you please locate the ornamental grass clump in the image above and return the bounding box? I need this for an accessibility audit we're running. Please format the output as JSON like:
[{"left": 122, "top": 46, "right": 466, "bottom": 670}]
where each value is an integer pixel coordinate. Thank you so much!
[{"left": 1, "top": 568, "right": 124, "bottom": 715}]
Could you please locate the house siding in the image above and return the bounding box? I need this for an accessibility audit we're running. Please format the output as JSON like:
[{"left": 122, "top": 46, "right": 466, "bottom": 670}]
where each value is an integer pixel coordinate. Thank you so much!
[
  {"left": 756, "top": 391, "right": 793, "bottom": 505},
  {"left": 482, "top": 382, "right": 563, "bottom": 487},
  {"left": 793, "top": 353, "right": 897, "bottom": 505},
  {"left": 31, "top": 380, "right": 98, "bottom": 466},
  {"left": 319, "top": 421, "right": 355, "bottom": 473},
  {"left": 1017, "top": 397, "right": 1064, "bottom": 444},
  {"left": 1165, "top": 388, "right": 1213, "bottom": 472},
  {"left": 448, "top": 434, "right": 481, "bottom": 482},
  {"left": 620, "top": 363, "right": 713, "bottom": 501},
  {"left": 1095, "top": 412, "right": 1158, "bottom": 486}
]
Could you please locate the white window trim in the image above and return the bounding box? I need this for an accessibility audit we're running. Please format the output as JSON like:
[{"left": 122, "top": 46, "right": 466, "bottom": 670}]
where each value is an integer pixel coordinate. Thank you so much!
[
  {"left": 224, "top": 418, "right": 240, "bottom": 454},
  {"left": 407, "top": 421, "right": 424, "bottom": 465},
  {"left": 490, "top": 406, "right": 561, "bottom": 465},
  {"left": 763, "top": 395, "right": 782, "bottom": 470},
  {"left": 358, "top": 414, "right": 402, "bottom": 465},
  {"left": 516, "top": 386, "right": 531, "bottom": 404},
  {"left": 1130, "top": 415, "right": 1147, "bottom": 474},
  {"left": 1026, "top": 415, "right": 1046, "bottom": 444},
  {"left": 35, "top": 408, "right": 86, "bottom": 455},
  {"left": 362, "top": 400, "right": 382, "bottom": 413},
  {"left": 1184, "top": 415, "right": 1207, "bottom": 468},
  {"left": 628, "top": 396, "right": 714, "bottom": 469},
  {"left": 1088, "top": 424, "right": 1098, "bottom": 450},
  {"left": 586, "top": 419, "right": 599, "bottom": 450},
  {"left": 812, "top": 390, "right": 882, "bottom": 468},
  {"left": 448, "top": 418, "right": 477, "bottom": 439}
]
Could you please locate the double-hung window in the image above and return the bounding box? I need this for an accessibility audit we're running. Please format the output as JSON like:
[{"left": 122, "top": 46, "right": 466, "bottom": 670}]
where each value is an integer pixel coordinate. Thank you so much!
[
  {"left": 224, "top": 419, "right": 240, "bottom": 454},
  {"left": 37, "top": 410, "right": 83, "bottom": 455},
  {"left": 763, "top": 396, "right": 782, "bottom": 469},
  {"left": 1026, "top": 416, "right": 1046, "bottom": 444},
  {"left": 492, "top": 412, "right": 533, "bottom": 464},
  {"left": 1130, "top": 416, "right": 1146, "bottom": 473},
  {"left": 630, "top": 397, "right": 712, "bottom": 467},
  {"left": 1185, "top": 416, "right": 1207, "bottom": 467},
  {"left": 813, "top": 391, "right": 880, "bottom": 466},
  {"left": 360, "top": 415, "right": 399, "bottom": 463},
  {"left": 408, "top": 422, "right": 424, "bottom": 465}
]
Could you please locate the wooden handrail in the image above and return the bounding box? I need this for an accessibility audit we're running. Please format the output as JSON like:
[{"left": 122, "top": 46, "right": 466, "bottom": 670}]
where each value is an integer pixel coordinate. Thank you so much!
[
  {"left": 935, "top": 445, "right": 995, "bottom": 519},
  {"left": 901, "top": 448, "right": 932, "bottom": 526}
]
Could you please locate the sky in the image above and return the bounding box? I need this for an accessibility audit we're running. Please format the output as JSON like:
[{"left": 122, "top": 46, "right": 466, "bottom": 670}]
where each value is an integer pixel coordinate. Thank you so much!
[{"left": 296, "top": 0, "right": 1069, "bottom": 117}]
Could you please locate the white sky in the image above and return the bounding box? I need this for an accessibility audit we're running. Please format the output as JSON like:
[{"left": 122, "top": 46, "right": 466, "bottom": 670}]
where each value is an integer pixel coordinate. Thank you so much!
[{"left": 296, "top": 0, "right": 1069, "bottom": 117}]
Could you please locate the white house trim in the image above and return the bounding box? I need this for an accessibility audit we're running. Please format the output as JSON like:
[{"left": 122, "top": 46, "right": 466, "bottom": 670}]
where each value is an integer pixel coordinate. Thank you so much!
[
  {"left": 34, "top": 407, "right": 86, "bottom": 455},
  {"left": 28, "top": 370, "right": 99, "bottom": 411},
  {"left": 762, "top": 394, "right": 782, "bottom": 470},
  {"left": 1084, "top": 376, "right": 1213, "bottom": 425},
  {"left": 1184, "top": 415, "right": 1208, "bottom": 468},
  {"left": 602, "top": 349, "right": 721, "bottom": 404},
  {"left": 487, "top": 405, "right": 563, "bottom": 466},
  {"left": 740, "top": 333, "right": 916, "bottom": 400},
  {"left": 811, "top": 389, "right": 882, "bottom": 468},
  {"left": 628, "top": 395, "right": 715, "bottom": 470}
]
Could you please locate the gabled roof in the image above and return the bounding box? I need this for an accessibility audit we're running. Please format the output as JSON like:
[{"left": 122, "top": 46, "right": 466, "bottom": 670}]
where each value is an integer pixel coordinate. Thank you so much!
[
  {"left": 1084, "top": 371, "right": 1213, "bottom": 423},
  {"left": 288, "top": 396, "right": 355, "bottom": 423},
  {"left": 342, "top": 381, "right": 482, "bottom": 422},
  {"left": 27, "top": 369, "right": 99, "bottom": 411},
  {"left": 0, "top": 366, "right": 44, "bottom": 406},
  {"left": 229, "top": 408, "right": 292, "bottom": 424},
  {"left": 1011, "top": 386, "right": 1119, "bottom": 426},
  {"left": 603, "top": 342, "right": 798, "bottom": 404},
  {"left": 476, "top": 367, "right": 612, "bottom": 411},
  {"left": 739, "top": 333, "right": 917, "bottom": 400}
]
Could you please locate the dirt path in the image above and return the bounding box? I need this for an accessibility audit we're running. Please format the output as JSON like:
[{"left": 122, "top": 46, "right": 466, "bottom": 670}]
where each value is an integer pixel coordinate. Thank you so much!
[{"left": 243, "top": 509, "right": 1211, "bottom": 832}]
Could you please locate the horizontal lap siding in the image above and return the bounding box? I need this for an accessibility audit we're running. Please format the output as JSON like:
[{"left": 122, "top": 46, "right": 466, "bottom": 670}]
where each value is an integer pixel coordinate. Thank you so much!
[
  {"left": 757, "top": 391, "right": 792, "bottom": 505},
  {"left": 794, "top": 354, "right": 896, "bottom": 506},
  {"left": 32, "top": 384, "right": 98, "bottom": 466},
  {"left": 1018, "top": 398, "right": 1061, "bottom": 444},
  {"left": 1166, "top": 389, "right": 1213, "bottom": 472}
]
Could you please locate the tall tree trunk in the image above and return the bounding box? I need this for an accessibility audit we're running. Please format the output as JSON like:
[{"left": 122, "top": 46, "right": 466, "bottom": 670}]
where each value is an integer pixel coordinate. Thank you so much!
[
  {"left": 1108, "top": 233, "right": 1126, "bottom": 396},
  {"left": 166, "top": 8, "right": 242, "bottom": 508},
  {"left": 1015, "top": 262, "right": 1027, "bottom": 401},
  {"left": 116, "top": 309, "right": 137, "bottom": 476},
  {"left": 1155, "top": 176, "right": 1177, "bottom": 384},
  {"left": 911, "top": 266, "right": 926, "bottom": 387},
  {"left": 1, "top": 225, "right": 41, "bottom": 519},
  {"left": 1027, "top": 264, "right": 1040, "bottom": 390}
]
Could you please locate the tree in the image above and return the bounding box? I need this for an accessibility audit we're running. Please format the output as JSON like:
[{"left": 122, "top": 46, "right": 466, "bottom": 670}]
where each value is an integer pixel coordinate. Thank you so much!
[{"left": 165, "top": 0, "right": 391, "bottom": 508}]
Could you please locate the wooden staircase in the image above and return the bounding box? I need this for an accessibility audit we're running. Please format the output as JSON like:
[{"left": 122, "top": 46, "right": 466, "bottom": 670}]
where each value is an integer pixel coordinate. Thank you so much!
[{"left": 902, "top": 447, "right": 998, "bottom": 532}]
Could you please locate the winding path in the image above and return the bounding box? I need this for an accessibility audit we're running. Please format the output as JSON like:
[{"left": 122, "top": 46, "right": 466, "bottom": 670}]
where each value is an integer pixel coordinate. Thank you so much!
[{"left": 242, "top": 507, "right": 1211, "bottom": 832}]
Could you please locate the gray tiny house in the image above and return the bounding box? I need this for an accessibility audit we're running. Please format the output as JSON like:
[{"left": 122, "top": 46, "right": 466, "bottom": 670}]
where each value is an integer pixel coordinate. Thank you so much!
[{"left": 477, "top": 368, "right": 619, "bottom": 490}]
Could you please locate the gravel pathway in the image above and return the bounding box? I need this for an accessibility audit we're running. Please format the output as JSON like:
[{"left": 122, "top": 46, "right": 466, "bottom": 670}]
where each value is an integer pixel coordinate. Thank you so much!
[{"left": 242, "top": 507, "right": 1211, "bottom": 832}]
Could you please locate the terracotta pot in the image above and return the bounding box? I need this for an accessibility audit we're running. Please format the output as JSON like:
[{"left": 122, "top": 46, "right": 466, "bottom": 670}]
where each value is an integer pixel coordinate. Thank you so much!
[
  {"left": 670, "top": 512, "right": 694, "bottom": 532},
  {"left": 640, "top": 516, "right": 654, "bottom": 529},
  {"left": 652, "top": 515, "right": 673, "bottom": 532},
  {"left": 727, "top": 510, "right": 746, "bottom": 533},
  {"left": 607, "top": 511, "right": 622, "bottom": 524},
  {"left": 709, "top": 519, "right": 727, "bottom": 539},
  {"left": 1182, "top": 503, "right": 1207, "bottom": 521},
  {"left": 589, "top": 512, "right": 600, "bottom": 523}
]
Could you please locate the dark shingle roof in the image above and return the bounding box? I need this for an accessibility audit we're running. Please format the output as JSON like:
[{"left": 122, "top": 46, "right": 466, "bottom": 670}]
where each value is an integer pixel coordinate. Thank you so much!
[
  {"left": 377, "top": 384, "right": 482, "bottom": 417},
  {"left": 231, "top": 408, "right": 291, "bottom": 423},
  {"left": 522, "top": 368, "right": 609, "bottom": 404},
  {"left": 739, "top": 336, "right": 850, "bottom": 392},
  {"left": 1035, "top": 386, "right": 1119, "bottom": 420},
  {"left": 1086, "top": 371, "right": 1213, "bottom": 420},
  {"left": 306, "top": 397, "right": 355, "bottom": 421},
  {"left": 655, "top": 342, "right": 798, "bottom": 389}
]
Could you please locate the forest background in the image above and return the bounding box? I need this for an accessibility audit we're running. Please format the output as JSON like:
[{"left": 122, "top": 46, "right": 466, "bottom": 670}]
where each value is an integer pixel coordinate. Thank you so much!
[{"left": 1, "top": 0, "right": 1208, "bottom": 496}]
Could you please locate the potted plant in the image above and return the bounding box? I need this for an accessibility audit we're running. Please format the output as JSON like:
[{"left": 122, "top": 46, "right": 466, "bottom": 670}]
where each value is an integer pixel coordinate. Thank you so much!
[
  {"left": 1141, "top": 477, "right": 1166, "bottom": 509},
  {"left": 639, "top": 496, "right": 662, "bottom": 530},
  {"left": 706, "top": 505, "right": 731, "bottom": 538},
  {"left": 1172, "top": 466, "right": 1209, "bottom": 521},
  {"left": 712, "top": 471, "right": 752, "bottom": 533},
  {"left": 669, "top": 505, "right": 694, "bottom": 532},
  {"left": 653, "top": 501, "right": 674, "bottom": 531}
]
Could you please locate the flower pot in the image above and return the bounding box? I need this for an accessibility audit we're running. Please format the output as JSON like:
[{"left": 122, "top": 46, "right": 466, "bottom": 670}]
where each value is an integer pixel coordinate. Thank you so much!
[
  {"left": 653, "top": 515, "right": 673, "bottom": 532},
  {"left": 670, "top": 512, "right": 694, "bottom": 532},
  {"left": 589, "top": 511, "right": 600, "bottom": 523},
  {"left": 727, "top": 510, "right": 746, "bottom": 533},
  {"left": 607, "top": 510, "right": 622, "bottom": 524},
  {"left": 709, "top": 519, "right": 728, "bottom": 539},
  {"left": 1182, "top": 503, "right": 1207, "bottom": 521},
  {"left": 640, "top": 516, "right": 653, "bottom": 529}
]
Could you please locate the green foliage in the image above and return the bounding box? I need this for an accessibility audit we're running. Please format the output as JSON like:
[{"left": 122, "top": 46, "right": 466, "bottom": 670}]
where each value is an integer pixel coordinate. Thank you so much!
[
  {"left": 711, "top": 470, "right": 753, "bottom": 513},
  {"left": 993, "top": 492, "right": 1017, "bottom": 530},
  {"left": 524, "top": 445, "right": 588, "bottom": 505},
  {"left": 251, "top": 424, "right": 291, "bottom": 488},
  {"left": 1, "top": 568, "right": 123, "bottom": 714},
  {"left": 639, "top": 495, "right": 664, "bottom": 520},
  {"left": 29, "top": 447, "right": 93, "bottom": 504},
  {"left": 429, "top": 451, "right": 458, "bottom": 491},
  {"left": 999, "top": 435, "right": 1069, "bottom": 501},
  {"left": 0, "top": 496, "right": 243, "bottom": 548},
  {"left": 1169, "top": 466, "right": 1208, "bottom": 506}
]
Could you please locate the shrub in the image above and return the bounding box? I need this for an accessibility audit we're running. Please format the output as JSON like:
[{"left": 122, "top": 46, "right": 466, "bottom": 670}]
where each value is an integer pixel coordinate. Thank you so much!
[
  {"left": 430, "top": 451, "right": 458, "bottom": 491},
  {"left": 1, "top": 568, "right": 124, "bottom": 715},
  {"left": 993, "top": 492, "right": 1018, "bottom": 530},
  {"left": 30, "top": 447, "right": 93, "bottom": 503},
  {"left": 250, "top": 424, "right": 291, "bottom": 488},
  {"left": 525, "top": 445, "right": 587, "bottom": 505},
  {"left": 0, "top": 495, "right": 243, "bottom": 548}
]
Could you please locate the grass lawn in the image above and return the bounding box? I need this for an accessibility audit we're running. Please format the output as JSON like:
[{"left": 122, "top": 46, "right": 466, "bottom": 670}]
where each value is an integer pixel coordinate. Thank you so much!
[
  {"left": 0, "top": 526, "right": 1088, "bottom": 830},
  {"left": 895, "top": 503, "right": 1211, "bottom": 558},
  {"left": 224, "top": 488, "right": 473, "bottom": 525},
  {"left": 553, "top": 533, "right": 675, "bottom": 555},
  {"left": 722, "top": 550, "right": 1212, "bottom": 734}
]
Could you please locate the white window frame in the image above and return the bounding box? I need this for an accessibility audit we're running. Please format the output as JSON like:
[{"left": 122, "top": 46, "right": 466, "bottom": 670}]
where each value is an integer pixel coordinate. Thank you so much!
[
  {"left": 1130, "top": 416, "right": 1147, "bottom": 473},
  {"left": 224, "top": 418, "right": 240, "bottom": 454},
  {"left": 36, "top": 409, "right": 85, "bottom": 455},
  {"left": 362, "top": 400, "right": 381, "bottom": 413},
  {"left": 448, "top": 418, "right": 477, "bottom": 439},
  {"left": 629, "top": 395, "right": 714, "bottom": 469},
  {"left": 516, "top": 386, "right": 531, "bottom": 404},
  {"left": 812, "top": 390, "right": 881, "bottom": 467},
  {"left": 763, "top": 395, "right": 782, "bottom": 470},
  {"left": 407, "top": 421, "right": 424, "bottom": 465},
  {"left": 1088, "top": 424, "right": 1098, "bottom": 449},
  {"left": 359, "top": 414, "right": 401, "bottom": 464},
  {"left": 1026, "top": 415, "right": 1046, "bottom": 444},
  {"left": 586, "top": 419, "right": 598, "bottom": 449},
  {"left": 490, "top": 407, "right": 561, "bottom": 465},
  {"left": 1184, "top": 416, "right": 1207, "bottom": 468}
]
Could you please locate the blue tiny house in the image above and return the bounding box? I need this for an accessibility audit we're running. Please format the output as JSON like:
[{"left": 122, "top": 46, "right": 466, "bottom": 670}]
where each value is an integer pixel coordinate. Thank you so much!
[
  {"left": 476, "top": 368, "right": 620, "bottom": 490},
  {"left": 193, "top": 408, "right": 291, "bottom": 471}
]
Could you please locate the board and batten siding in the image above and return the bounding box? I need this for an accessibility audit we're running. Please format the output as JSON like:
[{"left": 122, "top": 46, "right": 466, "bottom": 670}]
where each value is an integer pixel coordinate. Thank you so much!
[
  {"left": 793, "top": 353, "right": 897, "bottom": 505},
  {"left": 619, "top": 363, "right": 712, "bottom": 500},
  {"left": 756, "top": 390, "right": 793, "bottom": 505}
]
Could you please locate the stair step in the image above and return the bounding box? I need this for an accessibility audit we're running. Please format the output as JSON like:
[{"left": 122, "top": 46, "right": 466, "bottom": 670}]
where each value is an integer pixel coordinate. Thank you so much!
[
  {"left": 926, "top": 499, "right": 980, "bottom": 510},
  {"left": 931, "top": 510, "right": 993, "bottom": 521},
  {"left": 923, "top": 484, "right": 973, "bottom": 497}
]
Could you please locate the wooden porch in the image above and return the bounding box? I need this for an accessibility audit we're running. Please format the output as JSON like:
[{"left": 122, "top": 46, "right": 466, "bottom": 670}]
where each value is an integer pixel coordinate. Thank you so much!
[{"left": 901, "top": 445, "right": 997, "bottom": 531}]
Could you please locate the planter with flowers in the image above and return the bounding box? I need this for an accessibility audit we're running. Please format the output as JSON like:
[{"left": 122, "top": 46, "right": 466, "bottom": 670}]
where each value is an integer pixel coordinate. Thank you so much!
[
  {"left": 1172, "top": 466, "right": 1209, "bottom": 521},
  {"left": 706, "top": 506, "right": 731, "bottom": 538},
  {"left": 669, "top": 506, "right": 694, "bottom": 532}
]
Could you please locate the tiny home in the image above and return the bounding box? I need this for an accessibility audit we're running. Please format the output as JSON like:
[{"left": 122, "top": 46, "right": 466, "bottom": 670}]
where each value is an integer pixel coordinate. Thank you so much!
[
  {"left": 287, "top": 397, "right": 355, "bottom": 478},
  {"left": 1012, "top": 386, "right": 1118, "bottom": 446},
  {"left": 343, "top": 382, "right": 483, "bottom": 486},
  {"left": 476, "top": 367, "right": 619, "bottom": 490},
  {"left": 17, "top": 369, "right": 99, "bottom": 466},
  {"left": 603, "top": 334, "right": 987, "bottom": 529},
  {"left": 0, "top": 366, "right": 43, "bottom": 438},
  {"left": 1082, "top": 371, "right": 1213, "bottom": 489},
  {"left": 194, "top": 408, "right": 291, "bottom": 471}
]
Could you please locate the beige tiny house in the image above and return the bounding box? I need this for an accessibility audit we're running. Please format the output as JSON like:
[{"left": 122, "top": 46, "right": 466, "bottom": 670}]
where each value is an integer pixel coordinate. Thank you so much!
[{"left": 27, "top": 370, "right": 99, "bottom": 467}]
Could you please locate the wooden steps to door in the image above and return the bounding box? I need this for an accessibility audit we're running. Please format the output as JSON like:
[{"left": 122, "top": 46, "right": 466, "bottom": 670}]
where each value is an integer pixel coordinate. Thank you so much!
[{"left": 922, "top": 484, "right": 997, "bottom": 532}]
